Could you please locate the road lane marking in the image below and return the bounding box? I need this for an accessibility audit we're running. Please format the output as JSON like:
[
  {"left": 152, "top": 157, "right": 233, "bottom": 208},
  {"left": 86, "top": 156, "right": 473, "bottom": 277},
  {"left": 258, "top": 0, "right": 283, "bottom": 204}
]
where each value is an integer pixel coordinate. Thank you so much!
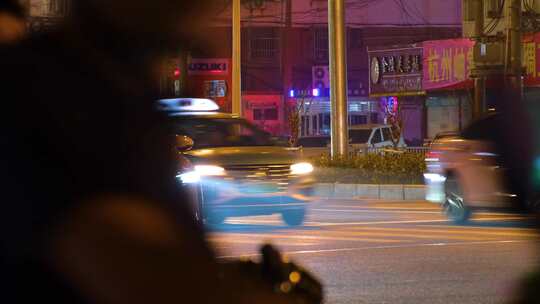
[
  {"left": 224, "top": 216, "right": 527, "bottom": 227},
  {"left": 299, "top": 229, "right": 498, "bottom": 241},
  {"left": 303, "top": 216, "right": 526, "bottom": 227},
  {"left": 352, "top": 227, "right": 539, "bottom": 238},
  {"left": 312, "top": 208, "right": 441, "bottom": 214},
  {"left": 216, "top": 239, "right": 529, "bottom": 259},
  {"left": 209, "top": 233, "right": 405, "bottom": 244}
]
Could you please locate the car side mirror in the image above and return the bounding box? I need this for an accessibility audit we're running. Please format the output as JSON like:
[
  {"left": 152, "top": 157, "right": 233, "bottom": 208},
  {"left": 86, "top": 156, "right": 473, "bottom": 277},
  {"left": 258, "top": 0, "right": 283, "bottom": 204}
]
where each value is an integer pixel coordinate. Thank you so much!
[{"left": 176, "top": 135, "right": 194, "bottom": 152}]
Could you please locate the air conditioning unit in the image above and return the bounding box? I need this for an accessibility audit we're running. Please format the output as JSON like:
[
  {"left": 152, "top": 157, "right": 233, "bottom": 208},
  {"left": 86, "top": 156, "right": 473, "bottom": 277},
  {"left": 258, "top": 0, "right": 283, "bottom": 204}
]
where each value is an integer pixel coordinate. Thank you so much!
[{"left": 312, "top": 66, "right": 330, "bottom": 90}]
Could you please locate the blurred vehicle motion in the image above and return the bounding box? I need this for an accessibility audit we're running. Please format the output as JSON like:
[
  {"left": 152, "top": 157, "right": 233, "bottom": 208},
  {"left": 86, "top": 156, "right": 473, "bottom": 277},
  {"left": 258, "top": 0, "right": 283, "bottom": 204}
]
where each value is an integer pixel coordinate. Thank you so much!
[
  {"left": 424, "top": 113, "right": 536, "bottom": 223},
  {"left": 175, "top": 138, "right": 205, "bottom": 224},
  {"left": 159, "top": 98, "right": 315, "bottom": 226}
]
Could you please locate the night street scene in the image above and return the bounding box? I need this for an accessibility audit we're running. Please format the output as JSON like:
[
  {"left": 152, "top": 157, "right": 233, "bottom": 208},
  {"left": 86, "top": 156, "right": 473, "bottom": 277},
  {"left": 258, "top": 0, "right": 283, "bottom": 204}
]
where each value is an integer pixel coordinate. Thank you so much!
[{"left": 4, "top": 0, "right": 540, "bottom": 303}]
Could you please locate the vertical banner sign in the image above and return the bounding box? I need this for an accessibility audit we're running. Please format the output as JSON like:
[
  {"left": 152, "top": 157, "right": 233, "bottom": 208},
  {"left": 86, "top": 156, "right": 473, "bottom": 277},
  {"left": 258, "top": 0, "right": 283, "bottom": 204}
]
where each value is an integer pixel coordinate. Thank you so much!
[
  {"left": 523, "top": 34, "right": 540, "bottom": 86},
  {"left": 422, "top": 39, "right": 475, "bottom": 90}
]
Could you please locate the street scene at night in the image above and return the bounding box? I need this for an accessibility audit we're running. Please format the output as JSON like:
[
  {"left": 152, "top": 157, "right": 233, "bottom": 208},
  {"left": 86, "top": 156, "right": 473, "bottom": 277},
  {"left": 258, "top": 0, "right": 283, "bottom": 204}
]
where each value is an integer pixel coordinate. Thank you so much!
[{"left": 3, "top": 0, "right": 540, "bottom": 303}]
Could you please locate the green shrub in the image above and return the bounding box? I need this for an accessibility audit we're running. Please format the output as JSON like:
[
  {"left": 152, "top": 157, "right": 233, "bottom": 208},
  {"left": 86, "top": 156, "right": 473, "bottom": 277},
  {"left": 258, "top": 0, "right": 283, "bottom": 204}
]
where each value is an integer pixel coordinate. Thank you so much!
[{"left": 310, "top": 152, "right": 426, "bottom": 184}]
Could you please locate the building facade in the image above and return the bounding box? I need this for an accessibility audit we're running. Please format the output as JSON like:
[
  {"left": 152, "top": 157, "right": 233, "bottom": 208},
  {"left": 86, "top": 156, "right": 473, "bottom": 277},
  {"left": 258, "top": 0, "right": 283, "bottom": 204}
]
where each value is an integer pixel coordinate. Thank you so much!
[{"left": 168, "top": 0, "right": 463, "bottom": 142}]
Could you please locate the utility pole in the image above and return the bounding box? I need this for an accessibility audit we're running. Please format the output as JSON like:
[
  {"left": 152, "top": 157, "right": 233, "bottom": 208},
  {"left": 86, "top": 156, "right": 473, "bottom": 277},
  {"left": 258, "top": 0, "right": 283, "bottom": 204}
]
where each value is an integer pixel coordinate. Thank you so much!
[
  {"left": 504, "top": 0, "right": 522, "bottom": 105},
  {"left": 473, "top": 0, "right": 485, "bottom": 119},
  {"left": 232, "top": 0, "right": 243, "bottom": 116},
  {"left": 282, "top": 0, "right": 292, "bottom": 134},
  {"left": 328, "top": 0, "right": 348, "bottom": 157}
]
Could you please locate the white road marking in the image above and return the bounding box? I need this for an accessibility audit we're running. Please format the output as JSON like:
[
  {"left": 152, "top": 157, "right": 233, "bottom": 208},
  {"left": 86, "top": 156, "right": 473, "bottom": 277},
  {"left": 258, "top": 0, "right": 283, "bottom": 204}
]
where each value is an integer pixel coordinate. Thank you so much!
[
  {"left": 216, "top": 240, "right": 528, "bottom": 259},
  {"left": 224, "top": 216, "right": 526, "bottom": 227},
  {"left": 312, "top": 208, "right": 441, "bottom": 214}
]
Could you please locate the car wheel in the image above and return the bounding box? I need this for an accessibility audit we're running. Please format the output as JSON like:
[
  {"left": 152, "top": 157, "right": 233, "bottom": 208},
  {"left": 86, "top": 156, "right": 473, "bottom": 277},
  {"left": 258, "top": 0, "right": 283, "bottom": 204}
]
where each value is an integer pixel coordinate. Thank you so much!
[
  {"left": 281, "top": 208, "right": 306, "bottom": 226},
  {"left": 444, "top": 176, "right": 471, "bottom": 224}
]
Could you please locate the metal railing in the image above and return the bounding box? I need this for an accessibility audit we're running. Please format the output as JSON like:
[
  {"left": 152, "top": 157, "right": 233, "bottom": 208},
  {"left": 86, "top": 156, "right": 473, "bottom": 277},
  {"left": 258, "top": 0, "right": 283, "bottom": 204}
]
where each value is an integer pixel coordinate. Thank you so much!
[{"left": 350, "top": 147, "right": 430, "bottom": 156}]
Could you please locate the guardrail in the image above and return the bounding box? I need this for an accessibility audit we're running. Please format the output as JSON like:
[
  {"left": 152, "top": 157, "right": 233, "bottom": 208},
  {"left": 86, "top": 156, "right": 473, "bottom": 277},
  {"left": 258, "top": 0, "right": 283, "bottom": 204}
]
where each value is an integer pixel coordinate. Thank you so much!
[{"left": 351, "top": 147, "right": 430, "bottom": 156}]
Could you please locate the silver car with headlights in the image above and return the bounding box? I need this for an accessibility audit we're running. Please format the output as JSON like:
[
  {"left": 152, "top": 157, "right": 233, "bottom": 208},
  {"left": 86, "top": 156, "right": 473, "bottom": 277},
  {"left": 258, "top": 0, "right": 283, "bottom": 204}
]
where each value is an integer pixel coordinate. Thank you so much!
[{"left": 162, "top": 99, "right": 315, "bottom": 226}]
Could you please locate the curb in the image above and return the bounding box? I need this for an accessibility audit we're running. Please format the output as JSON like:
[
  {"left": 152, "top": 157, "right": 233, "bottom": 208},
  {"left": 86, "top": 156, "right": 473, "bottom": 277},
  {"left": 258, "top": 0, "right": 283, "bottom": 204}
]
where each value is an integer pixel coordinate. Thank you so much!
[{"left": 314, "top": 183, "right": 426, "bottom": 201}]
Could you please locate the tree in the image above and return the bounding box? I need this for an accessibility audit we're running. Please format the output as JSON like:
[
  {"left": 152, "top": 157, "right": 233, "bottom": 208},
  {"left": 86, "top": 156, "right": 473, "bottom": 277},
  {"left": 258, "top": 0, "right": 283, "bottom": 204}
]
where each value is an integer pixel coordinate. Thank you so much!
[{"left": 286, "top": 89, "right": 314, "bottom": 147}]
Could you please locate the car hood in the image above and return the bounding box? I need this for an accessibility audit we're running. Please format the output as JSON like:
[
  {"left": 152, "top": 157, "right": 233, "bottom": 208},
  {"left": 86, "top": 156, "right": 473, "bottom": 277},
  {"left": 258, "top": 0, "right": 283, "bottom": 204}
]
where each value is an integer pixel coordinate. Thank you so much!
[{"left": 186, "top": 146, "right": 302, "bottom": 166}]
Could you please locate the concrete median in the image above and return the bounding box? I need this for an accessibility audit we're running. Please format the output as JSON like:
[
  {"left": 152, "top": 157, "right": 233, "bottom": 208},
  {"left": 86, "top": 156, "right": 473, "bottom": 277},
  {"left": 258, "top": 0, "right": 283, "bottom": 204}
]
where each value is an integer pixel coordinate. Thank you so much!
[{"left": 314, "top": 183, "right": 426, "bottom": 201}]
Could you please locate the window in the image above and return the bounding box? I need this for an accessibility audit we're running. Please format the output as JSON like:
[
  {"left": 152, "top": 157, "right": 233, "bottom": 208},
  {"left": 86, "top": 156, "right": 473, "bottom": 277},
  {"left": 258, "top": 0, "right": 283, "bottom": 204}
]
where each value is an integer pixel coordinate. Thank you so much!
[
  {"left": 253, "top": 109, "right": 263, "bottom": 120},
  {"left": 382, "top": 127, "right": 393, "bottom": 142},
  {"left": 172, "top": 118, "right": 276, "bottom": 148},
  {"left": 249, "top": 28, "right": 280, "bottom": 60},
  {"left": 322, "top": 114, "right": 331, "bottom": 135},
  {"left": 371, "top": 129, "right": 383, "bottom": 144},
  {"left": 312, "top": 115, "right": 319, "bottom": 134},
  {"left": 313, "top": 27, "right": 328, "bottom": 62},
  {"left": 264, "top": 108, "right": 278, "bottom": 120},
  {"left": 348, "top": 28, "right": 363, "bottom": 49},
  {"left": 350, "top": 115, "right": 367, "bottom": 126},
  {"left": 253, "top": 108, "right": 278, "bottom": 121},
  {"left": 370, "top": 112, "right": 379, "bottom": 124}
]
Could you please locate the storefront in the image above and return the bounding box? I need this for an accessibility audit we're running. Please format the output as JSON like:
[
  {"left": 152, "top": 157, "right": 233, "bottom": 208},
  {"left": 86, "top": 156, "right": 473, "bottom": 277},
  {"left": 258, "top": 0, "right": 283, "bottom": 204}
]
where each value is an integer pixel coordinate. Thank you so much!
[
  {"left": 368, "top": 44, "right": 426, "bottom": 145},
  {"left": 186, "top": 58, "right": 232, "bottom": 112},
  {"left": 422, "top": 39, "right": 474, "bottom": 138}
]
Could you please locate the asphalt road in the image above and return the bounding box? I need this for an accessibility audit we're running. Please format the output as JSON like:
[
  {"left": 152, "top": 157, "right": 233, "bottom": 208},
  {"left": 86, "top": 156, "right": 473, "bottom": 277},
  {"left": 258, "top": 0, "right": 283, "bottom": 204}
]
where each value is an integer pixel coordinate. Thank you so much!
[{"left": 207, "top": 199, "right": 540, "bottom": 304}]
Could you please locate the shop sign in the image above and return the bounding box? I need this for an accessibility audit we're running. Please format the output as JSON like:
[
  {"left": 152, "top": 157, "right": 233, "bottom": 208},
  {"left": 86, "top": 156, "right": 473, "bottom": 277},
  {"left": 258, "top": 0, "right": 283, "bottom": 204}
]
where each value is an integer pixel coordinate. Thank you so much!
[
  {"left": 523, "top": 34, "right": 540, "bottom": 86},
  {"left": 369, "top": 46, "right": 424, "bottom": 97},
  {"left": 188, "top": 58, "right": 229, "bottom": 75},
  {"left": 422, "top": 39, "right": 474, "bottom": 90}
]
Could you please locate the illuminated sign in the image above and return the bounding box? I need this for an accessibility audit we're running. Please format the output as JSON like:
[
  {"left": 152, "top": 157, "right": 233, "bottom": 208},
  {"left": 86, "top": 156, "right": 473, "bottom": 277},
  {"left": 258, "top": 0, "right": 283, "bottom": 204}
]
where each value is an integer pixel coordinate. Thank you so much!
[
  {"left": 368, "top": 46, "right": 424, "bottom": 97},
  {"left": 188, "top": 58, "right": 229, "bottom": 75}
]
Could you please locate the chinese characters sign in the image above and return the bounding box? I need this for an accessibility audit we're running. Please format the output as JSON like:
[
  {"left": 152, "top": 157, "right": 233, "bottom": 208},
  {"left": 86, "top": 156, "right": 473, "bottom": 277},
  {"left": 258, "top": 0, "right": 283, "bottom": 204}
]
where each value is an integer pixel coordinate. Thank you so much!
[
  {"left": 422, "top": 39, "right": 474, "bottom": 90},
  {"left": 523, "top": 34, "right": 540, "bottom": 86},
  {"left": 369, "top": 46, "right": 424, "bottom": 97}
]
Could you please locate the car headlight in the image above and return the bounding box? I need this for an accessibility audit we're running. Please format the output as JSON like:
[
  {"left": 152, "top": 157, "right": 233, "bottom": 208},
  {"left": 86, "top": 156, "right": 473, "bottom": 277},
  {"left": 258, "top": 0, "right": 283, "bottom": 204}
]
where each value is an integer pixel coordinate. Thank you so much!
[
  {"left": 290, "top": 162, "right": 314, "bottom": 175},
  {"left": 194, "top": 165, "right": 226, "bottom": 176},
  {"left": 177, "top": 171, "right": 201, "bottom": 184},
  {"left": 423, "top": 173, "right": 446, "bottom": 183}
]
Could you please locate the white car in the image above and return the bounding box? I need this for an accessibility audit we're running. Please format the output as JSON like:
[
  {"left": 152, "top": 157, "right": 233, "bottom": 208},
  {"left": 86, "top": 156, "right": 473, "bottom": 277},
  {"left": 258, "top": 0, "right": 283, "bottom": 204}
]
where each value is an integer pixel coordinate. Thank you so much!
[{"left": 349, "top": 124, "right": 405, "bottom": 152}]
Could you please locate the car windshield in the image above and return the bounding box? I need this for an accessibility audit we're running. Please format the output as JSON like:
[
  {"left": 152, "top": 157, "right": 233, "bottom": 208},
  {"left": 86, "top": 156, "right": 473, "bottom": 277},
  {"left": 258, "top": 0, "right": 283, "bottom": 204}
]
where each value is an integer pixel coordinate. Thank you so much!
[
  {"left": 349, "top": 129, "right": 372, "bottom": 144},
  {"left": 297, "top": 137, "right": 330, "bottom": 147},
  {"left": 172, "top": 118, "right": 280, "bottom": 149}
]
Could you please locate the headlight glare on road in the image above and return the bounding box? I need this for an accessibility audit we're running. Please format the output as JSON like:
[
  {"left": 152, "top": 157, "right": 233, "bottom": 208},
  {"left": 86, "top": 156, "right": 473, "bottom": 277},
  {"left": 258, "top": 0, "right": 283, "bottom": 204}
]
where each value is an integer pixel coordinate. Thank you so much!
[
  {"left": 194, "top": 165, "right": 226, "bottom": 176},
  {"left": 176, "top": 171, "right": 201, "bottom": 184},
  {"left": 291, "top": 162, "right": 314, "bottom": 175}
]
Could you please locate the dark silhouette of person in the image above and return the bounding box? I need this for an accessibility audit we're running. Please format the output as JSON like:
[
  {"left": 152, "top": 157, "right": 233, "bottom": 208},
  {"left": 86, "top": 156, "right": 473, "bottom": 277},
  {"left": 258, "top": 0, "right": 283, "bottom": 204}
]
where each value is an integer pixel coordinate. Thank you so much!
[
  {"left": 0, "top": 0, "right": 26, "bottom": 44},
  {"left": 0, "top": 1, "right": 322, "bottom": 303}
]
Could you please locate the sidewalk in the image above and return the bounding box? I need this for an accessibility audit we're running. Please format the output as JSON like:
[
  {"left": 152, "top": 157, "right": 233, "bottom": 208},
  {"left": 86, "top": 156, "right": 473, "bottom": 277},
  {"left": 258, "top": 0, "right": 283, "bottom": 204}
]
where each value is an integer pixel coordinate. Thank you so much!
[{"left": 314, "top": 183, "right": 426, "bottom": 201}]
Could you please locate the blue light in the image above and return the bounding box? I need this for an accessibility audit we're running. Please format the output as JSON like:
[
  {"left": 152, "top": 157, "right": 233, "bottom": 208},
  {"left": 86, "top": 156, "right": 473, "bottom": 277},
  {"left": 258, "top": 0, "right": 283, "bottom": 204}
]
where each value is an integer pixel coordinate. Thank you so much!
[
  {"left": 312, "top": 88, "right": 320, "bottom": 97},
  {"left": 289, "top": 89, "right": 295, "bottom": 97}
]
